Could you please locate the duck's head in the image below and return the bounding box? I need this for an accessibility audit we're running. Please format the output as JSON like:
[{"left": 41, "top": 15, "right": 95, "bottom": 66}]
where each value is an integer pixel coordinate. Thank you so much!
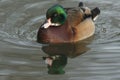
[{"left": 41, "top": 5, "right": 67, "bottom": 29}]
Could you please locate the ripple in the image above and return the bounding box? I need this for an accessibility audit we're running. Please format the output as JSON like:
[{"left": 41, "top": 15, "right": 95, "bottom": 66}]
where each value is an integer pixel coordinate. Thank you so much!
[
  {"left": 0, "top": 0, "right": 120, "bottom": 80},
  {"left": 0, "top": 69, "right": 17, "bottom": 75}
]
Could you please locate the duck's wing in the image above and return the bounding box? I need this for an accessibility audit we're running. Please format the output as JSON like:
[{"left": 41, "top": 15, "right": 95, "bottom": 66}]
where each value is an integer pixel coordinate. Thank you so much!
[
  {"left": 65, "top": 7, "right": 84, "bottom": 27},
  {"left": 64, "top": 7, "right": 73, "bottom": 11}
]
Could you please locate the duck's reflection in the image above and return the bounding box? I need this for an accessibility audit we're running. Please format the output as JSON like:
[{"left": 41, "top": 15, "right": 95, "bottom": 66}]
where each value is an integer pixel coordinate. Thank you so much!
[
  {"left": 42, "top": 36, "right": 94, "bottom": 74},
  {"left": 43, "top": 54, "right": 67, "bottom": 74}
]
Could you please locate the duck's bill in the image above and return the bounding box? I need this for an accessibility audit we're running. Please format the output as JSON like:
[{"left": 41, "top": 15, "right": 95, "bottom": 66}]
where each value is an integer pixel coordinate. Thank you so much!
[
  {"left": 41, "top": 18, "right": 60, "bottom": 29},
  {"left": 40, "top": 18, "right": 51, "bottom": 29},
  {"left": 41, "top": 22, "right": 51, "bottom": 29},
  {"left": 41, "top": 23, "right": 61, "bottom": 29}
]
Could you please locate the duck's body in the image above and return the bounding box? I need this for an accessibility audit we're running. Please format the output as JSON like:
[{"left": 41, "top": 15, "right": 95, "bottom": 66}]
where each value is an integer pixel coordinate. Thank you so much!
[{"left": 37, "top": 2, "right": 100, "bottom": 44}]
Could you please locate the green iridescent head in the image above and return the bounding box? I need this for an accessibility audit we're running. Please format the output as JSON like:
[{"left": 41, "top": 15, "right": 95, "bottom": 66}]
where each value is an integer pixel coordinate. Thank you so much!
[{"left": 46, "top": 4, "right": 67, "bottom": 25}]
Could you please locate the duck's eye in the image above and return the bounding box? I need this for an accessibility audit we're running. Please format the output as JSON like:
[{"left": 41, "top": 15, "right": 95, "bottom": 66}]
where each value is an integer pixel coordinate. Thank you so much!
[
  {"left": 52, "top": 13, "right": 58, "bottom": 17},
  {"left": 54, "top": 13, "right": 58, "bottom": 17}
]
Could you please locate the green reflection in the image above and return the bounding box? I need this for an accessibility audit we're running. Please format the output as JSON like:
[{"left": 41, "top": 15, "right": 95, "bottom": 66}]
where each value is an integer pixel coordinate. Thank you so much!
[{"left": 44, "top": 55, "right": 67, "bottom": 74}]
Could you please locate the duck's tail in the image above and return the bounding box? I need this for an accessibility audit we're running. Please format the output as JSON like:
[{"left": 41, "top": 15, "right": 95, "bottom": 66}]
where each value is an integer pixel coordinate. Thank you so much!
[
  {"left": 91, "top": 7, "right": 100, "bottom": 21},
  {"left": 78, "top": 2, "right": 100, "bottom": 21}
]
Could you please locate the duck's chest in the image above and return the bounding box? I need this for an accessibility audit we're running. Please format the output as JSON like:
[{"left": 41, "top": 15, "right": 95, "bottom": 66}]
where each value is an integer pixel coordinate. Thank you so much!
[{"left": 45, "top": 26, "right": 73, "bottom": 43}]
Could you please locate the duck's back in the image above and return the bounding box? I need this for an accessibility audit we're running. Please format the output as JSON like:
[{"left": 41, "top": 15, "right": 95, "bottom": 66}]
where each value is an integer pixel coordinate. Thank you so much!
[
  {"left": 66, "top": 7, "right": 84, "bottom": 27},
  {"left": 65, "top": 7, "right": 95, "bottom": 42}
]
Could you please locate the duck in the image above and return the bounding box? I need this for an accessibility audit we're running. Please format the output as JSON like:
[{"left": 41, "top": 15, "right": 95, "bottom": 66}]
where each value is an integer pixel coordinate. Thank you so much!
[{"left": 37, "top": 2, "right": 100, "bottom": 44}]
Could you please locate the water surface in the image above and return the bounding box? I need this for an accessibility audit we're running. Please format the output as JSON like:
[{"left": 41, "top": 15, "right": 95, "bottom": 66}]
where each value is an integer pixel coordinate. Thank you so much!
[{"left": 0, "top": 0, "right": 120, "bottom": 80}]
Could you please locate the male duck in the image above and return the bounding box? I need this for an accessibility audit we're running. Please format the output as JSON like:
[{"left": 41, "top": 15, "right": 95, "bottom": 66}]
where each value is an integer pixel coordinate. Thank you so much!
[{"left": 37, "top": 2, "right": 100, "bottom": 43}]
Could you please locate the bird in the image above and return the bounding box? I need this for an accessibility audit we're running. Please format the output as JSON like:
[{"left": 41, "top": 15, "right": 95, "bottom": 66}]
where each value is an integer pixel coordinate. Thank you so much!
[{"left": 37, "top": 2, "right": 100, "bottom": 44}]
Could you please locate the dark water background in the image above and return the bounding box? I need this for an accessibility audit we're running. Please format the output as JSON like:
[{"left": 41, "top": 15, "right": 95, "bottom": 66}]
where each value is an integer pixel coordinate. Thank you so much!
[{"left": 0, "top": 0, "right": 120, "bottom": 80}]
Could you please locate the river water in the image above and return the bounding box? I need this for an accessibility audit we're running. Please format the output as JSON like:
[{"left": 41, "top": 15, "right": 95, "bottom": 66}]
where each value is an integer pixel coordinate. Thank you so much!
[{"left": 0, "top": 0, "right": 120, "bottom": 80}]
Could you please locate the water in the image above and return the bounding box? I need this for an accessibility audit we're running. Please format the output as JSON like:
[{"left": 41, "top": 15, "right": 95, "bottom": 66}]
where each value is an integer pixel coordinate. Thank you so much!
[{"left": 0, "top": 0, "right": 120, "bottom": 80}]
